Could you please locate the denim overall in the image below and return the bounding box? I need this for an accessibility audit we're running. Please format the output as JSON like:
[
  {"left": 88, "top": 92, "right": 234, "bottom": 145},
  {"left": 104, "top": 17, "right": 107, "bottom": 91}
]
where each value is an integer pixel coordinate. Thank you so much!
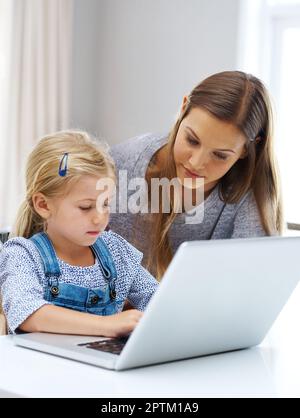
[{"left": 30, "top": 232, "right": 120, "bottom": 316}]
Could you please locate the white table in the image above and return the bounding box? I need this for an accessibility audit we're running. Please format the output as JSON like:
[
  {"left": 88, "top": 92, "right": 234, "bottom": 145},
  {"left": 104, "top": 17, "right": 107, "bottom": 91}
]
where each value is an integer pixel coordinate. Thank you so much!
[{"left": 1, "top": 284, "right": 300, "bottom": 398}]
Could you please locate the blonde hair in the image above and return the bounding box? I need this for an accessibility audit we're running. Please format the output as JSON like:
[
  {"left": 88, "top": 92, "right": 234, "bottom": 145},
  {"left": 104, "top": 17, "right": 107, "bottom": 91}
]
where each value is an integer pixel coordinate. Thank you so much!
[
  {"left": 144, "top": 71, "right": 283, "bottom": 279},
  {"left": 13, "top": 130, "right": 115, "bottom": 238}
]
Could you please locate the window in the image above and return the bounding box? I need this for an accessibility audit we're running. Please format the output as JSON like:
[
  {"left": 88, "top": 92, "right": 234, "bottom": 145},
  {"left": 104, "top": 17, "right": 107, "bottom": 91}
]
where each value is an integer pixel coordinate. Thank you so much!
[
  {"left": 268, "top": 2, "right": 300, "bottom": 226},
  {"left": 238, "top": 0, "right": 300, "bottom": 227}
]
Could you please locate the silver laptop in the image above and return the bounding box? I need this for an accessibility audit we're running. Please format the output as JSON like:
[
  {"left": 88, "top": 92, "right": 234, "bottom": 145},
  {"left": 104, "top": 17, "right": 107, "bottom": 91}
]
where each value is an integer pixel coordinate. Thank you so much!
[{"left": 14, "top": 236, "right": 300, "bottom": 371}]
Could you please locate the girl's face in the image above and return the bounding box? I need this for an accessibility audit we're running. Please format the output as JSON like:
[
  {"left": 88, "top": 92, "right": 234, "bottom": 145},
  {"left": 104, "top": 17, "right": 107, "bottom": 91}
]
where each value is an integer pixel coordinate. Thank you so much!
[
  {"left": 173, "top": 106, "right": 248, "bottom": 193},
  {"left": 45, "top": 175, "right": 113, "bottom": 247}
]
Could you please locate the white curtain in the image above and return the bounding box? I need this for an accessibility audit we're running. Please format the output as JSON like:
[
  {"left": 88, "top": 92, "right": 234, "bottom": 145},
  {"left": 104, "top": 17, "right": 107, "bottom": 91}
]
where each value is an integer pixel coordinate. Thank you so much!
[
  {"left": 0, "top": 0, "right": 73, "bottom": 230},
  {"left": 0, "top": 0, "right": 13, "bottom": 232}
]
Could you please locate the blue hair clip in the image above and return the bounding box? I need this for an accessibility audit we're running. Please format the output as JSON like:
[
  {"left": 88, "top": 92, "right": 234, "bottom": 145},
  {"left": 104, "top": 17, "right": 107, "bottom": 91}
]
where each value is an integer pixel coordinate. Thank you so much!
[{"left": 58, "top": 153, "right": 69, "bottom": 177}]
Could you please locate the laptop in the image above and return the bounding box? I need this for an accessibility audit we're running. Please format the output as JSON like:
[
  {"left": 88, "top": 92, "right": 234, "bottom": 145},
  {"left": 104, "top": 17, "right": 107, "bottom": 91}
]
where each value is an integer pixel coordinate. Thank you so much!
[{"left": 14, "top": 236, "right": 300, "bottom": 371}]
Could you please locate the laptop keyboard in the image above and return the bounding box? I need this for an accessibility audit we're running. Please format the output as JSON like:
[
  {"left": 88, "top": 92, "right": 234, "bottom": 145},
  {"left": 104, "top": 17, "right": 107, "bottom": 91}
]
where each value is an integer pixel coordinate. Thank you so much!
[{"left": 77, "top": 336, "right": 129, "bottom": 355}]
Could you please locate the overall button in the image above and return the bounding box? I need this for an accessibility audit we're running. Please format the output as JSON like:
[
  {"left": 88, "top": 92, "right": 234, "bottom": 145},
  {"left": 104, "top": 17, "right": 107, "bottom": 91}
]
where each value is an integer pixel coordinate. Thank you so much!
[
  {"left": 91, "top": 295, "right": 99, "bottom": 305},
  {"left": 110, "top": 290, "right": 116, "bottom": 300},
  {"left": 50, "top": 286, "right": 59, "bottom": 296}
]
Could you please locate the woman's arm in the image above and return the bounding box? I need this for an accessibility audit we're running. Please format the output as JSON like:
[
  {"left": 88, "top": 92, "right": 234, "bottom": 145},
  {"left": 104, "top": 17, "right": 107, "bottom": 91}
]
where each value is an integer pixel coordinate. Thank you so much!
[{"left": 19, "top": 304, "right": 143, "bottom": 337}]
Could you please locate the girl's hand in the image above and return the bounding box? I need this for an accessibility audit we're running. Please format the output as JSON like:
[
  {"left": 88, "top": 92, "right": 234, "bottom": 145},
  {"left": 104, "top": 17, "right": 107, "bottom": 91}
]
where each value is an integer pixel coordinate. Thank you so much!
[{"left": 101, "top": 309, "right": 143, "bottom": 338}]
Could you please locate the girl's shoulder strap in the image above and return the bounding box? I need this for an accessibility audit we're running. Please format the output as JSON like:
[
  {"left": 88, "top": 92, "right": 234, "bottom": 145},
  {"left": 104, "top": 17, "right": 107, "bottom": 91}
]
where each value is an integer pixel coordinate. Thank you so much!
[
  {"left": 30, "top": 232, "right": 61, "bottom": 276},
  {"left": 91, "top": 237, "right": 117, "bottom": 280}
]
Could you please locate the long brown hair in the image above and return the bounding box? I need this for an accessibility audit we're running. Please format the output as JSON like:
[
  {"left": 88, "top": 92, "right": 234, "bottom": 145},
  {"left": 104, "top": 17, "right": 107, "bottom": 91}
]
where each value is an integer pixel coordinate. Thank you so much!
[{"left": 145, "top": 71, "right": 283, "bottom": 279}]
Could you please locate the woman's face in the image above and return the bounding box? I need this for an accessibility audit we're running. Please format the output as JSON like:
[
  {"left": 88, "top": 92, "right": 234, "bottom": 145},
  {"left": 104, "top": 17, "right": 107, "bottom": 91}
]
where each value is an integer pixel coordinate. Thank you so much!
[{"left": 173, "top": 104, "right": 248, "bottom": 193}]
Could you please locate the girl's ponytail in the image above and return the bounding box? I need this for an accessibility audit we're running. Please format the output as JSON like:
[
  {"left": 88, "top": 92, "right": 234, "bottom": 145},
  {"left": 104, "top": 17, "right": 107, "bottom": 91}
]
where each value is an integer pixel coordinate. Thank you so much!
[{"left": 12, "top": 199, "right": 43, "bottom": 238}]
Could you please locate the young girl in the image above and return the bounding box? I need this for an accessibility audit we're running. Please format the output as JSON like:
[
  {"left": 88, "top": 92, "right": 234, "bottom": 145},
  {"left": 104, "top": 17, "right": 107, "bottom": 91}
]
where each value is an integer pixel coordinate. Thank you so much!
[
  {"left": 0, "top": 131, "right": 158, "bottom": 335},
  {"left": 109, "top": 71, "right": 283, "bottom": 279}
]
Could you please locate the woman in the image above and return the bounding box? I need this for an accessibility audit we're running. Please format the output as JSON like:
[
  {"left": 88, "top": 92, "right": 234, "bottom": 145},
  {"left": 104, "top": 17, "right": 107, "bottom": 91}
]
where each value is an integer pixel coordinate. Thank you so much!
[{"left": 109, "top": 71, "right": 283, "bottom": 279}]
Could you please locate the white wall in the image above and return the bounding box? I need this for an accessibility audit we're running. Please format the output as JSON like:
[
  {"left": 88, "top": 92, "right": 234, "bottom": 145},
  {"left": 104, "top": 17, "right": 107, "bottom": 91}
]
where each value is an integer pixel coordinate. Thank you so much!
[
  {"left": 71, "top": 0, "right": 241, "bottom": 144},
  {"left": 71, "top": 0, "right": 101, "bottom": 136}
]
